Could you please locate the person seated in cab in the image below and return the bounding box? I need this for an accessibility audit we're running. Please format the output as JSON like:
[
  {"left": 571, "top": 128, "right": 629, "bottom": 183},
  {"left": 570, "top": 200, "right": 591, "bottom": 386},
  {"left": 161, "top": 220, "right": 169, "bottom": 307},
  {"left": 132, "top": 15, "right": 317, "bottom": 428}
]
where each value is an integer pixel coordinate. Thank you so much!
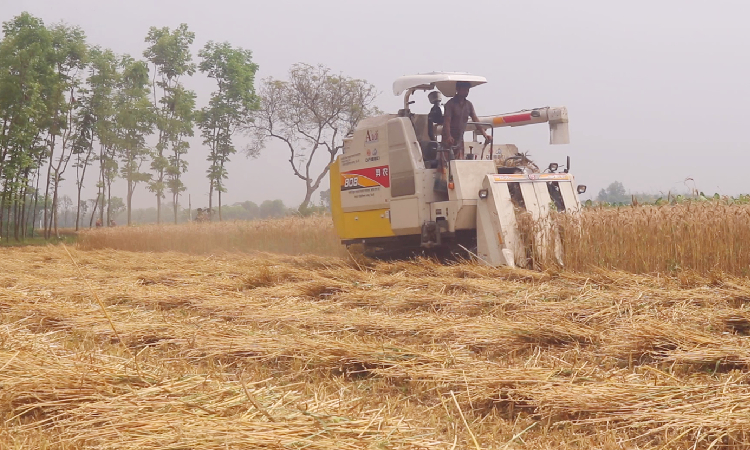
[{"left": 442, "top": 81, "right": 492, "bottom": 159}]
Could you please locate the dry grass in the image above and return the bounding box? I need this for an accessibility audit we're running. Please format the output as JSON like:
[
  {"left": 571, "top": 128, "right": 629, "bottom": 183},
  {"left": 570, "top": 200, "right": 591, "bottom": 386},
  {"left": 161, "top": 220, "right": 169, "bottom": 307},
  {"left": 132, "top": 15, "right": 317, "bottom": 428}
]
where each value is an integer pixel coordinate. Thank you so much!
[
  {"left": 3, "top": 246, "right": 750, "bottom": 448},
  {"left": 77, "top": 215, "right": 346, "bottom": 257}
]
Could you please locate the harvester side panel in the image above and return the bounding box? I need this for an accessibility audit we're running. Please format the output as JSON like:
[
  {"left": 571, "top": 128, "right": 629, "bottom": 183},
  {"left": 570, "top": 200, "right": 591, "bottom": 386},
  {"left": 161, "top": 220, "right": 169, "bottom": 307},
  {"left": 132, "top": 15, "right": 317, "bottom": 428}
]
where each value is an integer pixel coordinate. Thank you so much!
[
  {"left": 388, "top": 118, "right": 419, "bottom": 197},
  {"left": 339, "top": 116, "right": 392, "bottom": 213},
  {"left": 387, "top": 118, "right": 433, "bottom": 236},
  {"left": 330, "top": 157, "right": 395, "bottom": 240}
]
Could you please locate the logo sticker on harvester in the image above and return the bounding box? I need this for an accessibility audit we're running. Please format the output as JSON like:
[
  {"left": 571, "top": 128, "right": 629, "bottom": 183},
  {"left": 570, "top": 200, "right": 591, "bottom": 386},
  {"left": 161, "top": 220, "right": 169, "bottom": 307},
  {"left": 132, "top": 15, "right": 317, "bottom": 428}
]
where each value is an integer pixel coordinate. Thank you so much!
[
  {"left": 365, "top": 148, "right": 380, "bottom": 162},
  {"left": 341, "top": 166, "right": 390, "bottom": 191},
  {"left": 365, "top": 129, "right": 379, "bottom": 143}
]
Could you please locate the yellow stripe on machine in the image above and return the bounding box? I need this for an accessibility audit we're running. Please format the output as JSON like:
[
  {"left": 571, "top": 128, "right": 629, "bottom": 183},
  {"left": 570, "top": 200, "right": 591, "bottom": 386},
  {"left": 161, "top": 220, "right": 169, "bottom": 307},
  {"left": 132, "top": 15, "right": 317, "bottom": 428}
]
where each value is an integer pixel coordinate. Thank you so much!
[
  {"left": 337, "top": 209, "right": 395, "bottom": 240},
  {"left": 330, "top": 157, "right": 395, "bottom": 240},
  {"left": 492, "top": 116, "right": 506, "bottom": 125}
]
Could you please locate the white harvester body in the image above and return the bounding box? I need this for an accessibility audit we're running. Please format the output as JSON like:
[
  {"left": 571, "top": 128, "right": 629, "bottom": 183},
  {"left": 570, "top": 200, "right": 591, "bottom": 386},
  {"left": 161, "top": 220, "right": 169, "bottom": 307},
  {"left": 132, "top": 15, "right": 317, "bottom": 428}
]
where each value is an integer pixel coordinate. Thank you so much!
[{"left": 330, "top": 72, "right": 585, "bottom": 267}]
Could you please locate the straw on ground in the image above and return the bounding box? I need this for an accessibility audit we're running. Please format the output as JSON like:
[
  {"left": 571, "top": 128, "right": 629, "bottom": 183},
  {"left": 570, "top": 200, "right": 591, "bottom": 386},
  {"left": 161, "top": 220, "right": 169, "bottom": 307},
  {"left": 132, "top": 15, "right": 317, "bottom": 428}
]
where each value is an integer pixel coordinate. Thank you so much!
[{"left": 3, "top": 245, "right": 750, "bottom": 448}]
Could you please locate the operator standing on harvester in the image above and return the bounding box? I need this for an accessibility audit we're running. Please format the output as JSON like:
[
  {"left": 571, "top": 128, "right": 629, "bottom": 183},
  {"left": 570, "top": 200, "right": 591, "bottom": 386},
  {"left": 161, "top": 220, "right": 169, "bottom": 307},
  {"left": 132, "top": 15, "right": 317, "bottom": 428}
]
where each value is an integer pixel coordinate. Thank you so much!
[{"left": 442, "top": 81, "right": 492, "bottom": 159}]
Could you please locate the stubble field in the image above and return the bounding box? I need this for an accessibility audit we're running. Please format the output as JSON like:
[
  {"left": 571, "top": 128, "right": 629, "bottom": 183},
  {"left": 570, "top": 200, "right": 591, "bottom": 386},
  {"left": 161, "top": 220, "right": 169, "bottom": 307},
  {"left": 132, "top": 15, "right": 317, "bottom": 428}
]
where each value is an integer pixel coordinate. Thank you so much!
[{"left": 3, "top": 207, "right": 750, "bottom": 449}]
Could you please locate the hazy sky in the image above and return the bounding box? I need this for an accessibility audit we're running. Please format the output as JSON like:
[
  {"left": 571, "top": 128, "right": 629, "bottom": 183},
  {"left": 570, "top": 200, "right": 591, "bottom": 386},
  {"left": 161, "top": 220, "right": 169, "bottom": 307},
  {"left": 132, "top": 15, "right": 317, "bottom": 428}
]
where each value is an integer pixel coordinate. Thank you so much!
[{"left": 2, "top": 0, "right": 749, "bottom": 208}]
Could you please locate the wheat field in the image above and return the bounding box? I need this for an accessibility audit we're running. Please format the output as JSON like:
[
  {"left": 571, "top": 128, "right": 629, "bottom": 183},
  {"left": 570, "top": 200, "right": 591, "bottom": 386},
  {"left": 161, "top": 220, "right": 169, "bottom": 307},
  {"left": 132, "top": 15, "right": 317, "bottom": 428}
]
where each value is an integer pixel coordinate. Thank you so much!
[
  {"left": 555, "top": 202, "right": 750, "bottom": 275},
  {"left": 4, "top": 205, "right": 750, "bottom": 449},
  {"left": 77, "top": 216, "right": 347, "bottom": 257},
  {"left": 78, "top": 203, "right": 750, "bottom": 276}
]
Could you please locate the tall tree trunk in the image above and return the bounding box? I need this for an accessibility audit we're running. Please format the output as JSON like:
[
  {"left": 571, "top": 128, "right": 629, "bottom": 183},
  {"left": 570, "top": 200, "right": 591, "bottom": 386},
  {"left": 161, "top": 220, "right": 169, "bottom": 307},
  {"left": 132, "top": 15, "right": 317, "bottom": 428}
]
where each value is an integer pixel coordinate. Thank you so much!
[
  {"left": 89, "top": 199, "right": 98, "bottom": 228},
  {"left": 43, "top": 136, "right": 56, "bottom": 240},
  {"left": 13, "top": 189, "right": 20, "bottom": 241},
  {"left": 52, "top": 187, "right": 59, "bottom": 238},
  {"left": 127, "top": 180, "right": 134, "bottom": 226},
  {"left": 17, "top": 187, "right": 25, "bottom": 240},
  {"left": 21, "top": 187, "right": 30, "bottom": 239},
  {"left": 208, "top": 181, "right": 213, "bottom": 218},
  {"left": 299, "top": 187, "right": 315, "bottom": 213},
  {"left": 0, "top": 186, "right": 7, "bottom": 241},
  {"left": 218, "top": 157, "right": 226, "bottom": 221},
  {"left": 75, "top": 143, "right": 93, "bottom": 231},
  {"left": 24, "top": 185, "right": 33, "bottom": 238},
  {"left": 22, "top": 168, "right": 36, "bottom": 239},
  {"left": 11, "top": 189, "right": 17, "bottom": 239},
  {"left": 19, "top": 186, "right": 27, "bottom": 239},
  {"left": 75, "top": 182, "right": 84, "bottom": 230},
  {"left": 31, "top": 172, "right": 41, "bottom": 238},
  {"left": 106, "top": 180, "right": 112, "bottom": 226},
  {"left": 173, "top": 192, "right": 178, "bottom": 224},
  {"left": 47, "top": 173, "right": 57, "bottom": 238},
  {"left": 218, "top": 189, "right": 222, "bottom": 221},
  {"left": 156, "top": 194, "right": 161, "bottom": 225},
  {"left": 98, "top": 147, "right": 106, "bottom": 227},
  {"left": 75, "top": 155, "right": 81, "bottom": 230},
  {"left": 4, "top": 188, "right": 12, "bottom": 241}
]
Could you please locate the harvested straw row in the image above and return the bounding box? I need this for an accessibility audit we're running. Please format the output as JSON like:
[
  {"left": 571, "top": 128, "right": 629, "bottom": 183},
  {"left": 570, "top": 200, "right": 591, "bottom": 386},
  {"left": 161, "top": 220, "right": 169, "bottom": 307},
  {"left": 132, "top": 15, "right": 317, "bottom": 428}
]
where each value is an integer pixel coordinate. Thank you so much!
[
  {"left": 376, "top": 361, "right": 750, "bottom": 446},
  {"left": 0, "top": 323, "right": 438, "bottom": 449},
  {"left": 5, "top": 246, "right": 750, "bottom": 448}
]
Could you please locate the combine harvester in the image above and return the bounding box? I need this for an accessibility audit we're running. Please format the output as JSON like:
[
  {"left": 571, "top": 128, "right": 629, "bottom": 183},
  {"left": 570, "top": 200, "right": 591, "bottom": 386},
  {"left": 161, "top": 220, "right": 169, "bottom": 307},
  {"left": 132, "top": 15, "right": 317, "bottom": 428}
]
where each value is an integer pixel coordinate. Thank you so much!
[{"left": 330, "top": 73, "right": 586, "bottom": 268}]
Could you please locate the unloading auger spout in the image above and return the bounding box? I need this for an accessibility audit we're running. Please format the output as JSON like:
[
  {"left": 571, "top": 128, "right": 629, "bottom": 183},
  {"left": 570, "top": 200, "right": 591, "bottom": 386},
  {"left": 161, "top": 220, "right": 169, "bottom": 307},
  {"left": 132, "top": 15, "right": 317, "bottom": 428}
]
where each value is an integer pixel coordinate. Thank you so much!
[{"left": 475, "top": 106, "right": 570, "bottom": 145}]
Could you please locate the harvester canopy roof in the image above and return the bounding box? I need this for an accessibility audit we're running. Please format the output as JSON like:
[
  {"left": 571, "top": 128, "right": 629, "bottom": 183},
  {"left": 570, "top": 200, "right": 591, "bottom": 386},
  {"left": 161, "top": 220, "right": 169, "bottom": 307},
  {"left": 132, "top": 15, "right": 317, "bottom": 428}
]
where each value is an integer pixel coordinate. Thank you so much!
[{"left": 392, "top": 72, "right": 487, "bottom": 97}]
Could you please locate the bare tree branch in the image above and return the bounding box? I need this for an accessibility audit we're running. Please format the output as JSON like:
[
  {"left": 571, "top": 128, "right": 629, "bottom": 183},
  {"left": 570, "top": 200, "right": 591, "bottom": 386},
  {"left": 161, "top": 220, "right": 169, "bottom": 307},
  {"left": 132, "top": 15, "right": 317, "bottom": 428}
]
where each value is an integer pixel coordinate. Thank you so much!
[{"left": 245, "top": 63, "right": 379, "bottom": 211}]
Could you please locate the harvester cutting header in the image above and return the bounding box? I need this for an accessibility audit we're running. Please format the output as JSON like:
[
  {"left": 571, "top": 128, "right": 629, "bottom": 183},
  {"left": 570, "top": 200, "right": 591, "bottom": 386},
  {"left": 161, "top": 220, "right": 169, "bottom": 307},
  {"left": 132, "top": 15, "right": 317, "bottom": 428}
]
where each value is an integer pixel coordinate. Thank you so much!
[{"left": 330, "top": 72, "right": 586, "bottom": 267}]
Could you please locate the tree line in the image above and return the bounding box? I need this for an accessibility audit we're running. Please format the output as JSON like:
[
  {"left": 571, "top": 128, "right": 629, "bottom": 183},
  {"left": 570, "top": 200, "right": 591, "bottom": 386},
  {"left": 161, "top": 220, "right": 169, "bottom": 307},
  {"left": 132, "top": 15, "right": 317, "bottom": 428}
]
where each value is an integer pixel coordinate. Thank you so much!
[
  {"left": 595, "top": 181, "right": 703, "bottom": 205},
  {"left": 0, "top": 13, "right": 257, "bottom": 240},
  {"left": 47, "top": 195, "right": 296, "bottom": 228},
  {"left": 0, "top": 12, "right": 378, "bottom": 241}
]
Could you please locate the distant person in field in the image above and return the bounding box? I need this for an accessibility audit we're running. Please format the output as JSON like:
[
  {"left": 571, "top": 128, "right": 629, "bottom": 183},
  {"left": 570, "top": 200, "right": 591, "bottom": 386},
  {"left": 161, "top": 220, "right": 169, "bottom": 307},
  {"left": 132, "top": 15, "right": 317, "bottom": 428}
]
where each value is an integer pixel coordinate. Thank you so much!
[
  {"left": 109, "top": 219, "right": 116, "bottom": 227},
  {"left": 442, "top": 81, "right": 492, "bottom": 159},
  {"left": 95, "top": 218, "right": 102, "bottom": 228},
  {"left": 196, "top": 208, "right": 207, "bottom": 223}
]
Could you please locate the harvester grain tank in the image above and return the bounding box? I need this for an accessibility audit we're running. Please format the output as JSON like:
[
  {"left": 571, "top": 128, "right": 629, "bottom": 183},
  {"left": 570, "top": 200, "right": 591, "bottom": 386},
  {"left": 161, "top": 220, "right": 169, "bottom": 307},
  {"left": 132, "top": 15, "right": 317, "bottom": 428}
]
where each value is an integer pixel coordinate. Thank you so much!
[{"left": 330, "top": 72, "right": 586, "bottom": 267}]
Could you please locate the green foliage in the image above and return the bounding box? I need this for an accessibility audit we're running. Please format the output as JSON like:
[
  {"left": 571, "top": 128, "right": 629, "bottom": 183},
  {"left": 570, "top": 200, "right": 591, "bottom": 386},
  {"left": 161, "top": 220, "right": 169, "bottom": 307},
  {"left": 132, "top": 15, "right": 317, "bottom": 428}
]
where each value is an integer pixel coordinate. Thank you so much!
[
  {"left": 259, "top": 199, "right": 287, "bottom": 219},
  {"left": 144, "top": 23, "right": 196, "bottom": 223},
  {"left": 105, "top": 198, "right": 291, "bottom": 224},
  {"left": 197, "top": 41, "right": 259, "bottom": 214},
  {"left": 319, "top": 188, "right": 331, "bottom": 209},
  {"left": 81, "top": 46, "right": 119, "bottom": 228},
  {"left": 587, "top": 191, "right": 750, "bottom": 208},
  {"left": 0, "top": 13, "right": 341, "bottom": 236},
  {"left": 115, "top": 55, "right": 155, "bottom": 225},
  {"left": 0, "top": 13, "right": 59, "bottom": 239},
  {"left": 0, "top": 13, "right": 53, "bottom": 177},
  {"left": 596, "top": 181, "right": 629, "bottom": 204}
]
